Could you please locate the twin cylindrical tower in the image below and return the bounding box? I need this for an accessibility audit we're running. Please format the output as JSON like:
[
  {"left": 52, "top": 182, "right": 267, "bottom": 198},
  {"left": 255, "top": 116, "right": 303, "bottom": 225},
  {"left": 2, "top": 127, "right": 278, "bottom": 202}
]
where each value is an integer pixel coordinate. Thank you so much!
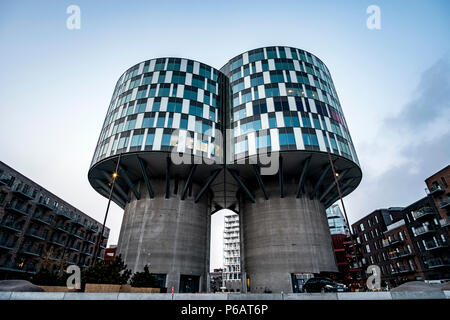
[{"left": 88, "top": 47, "right": 362, "bottom": 293}]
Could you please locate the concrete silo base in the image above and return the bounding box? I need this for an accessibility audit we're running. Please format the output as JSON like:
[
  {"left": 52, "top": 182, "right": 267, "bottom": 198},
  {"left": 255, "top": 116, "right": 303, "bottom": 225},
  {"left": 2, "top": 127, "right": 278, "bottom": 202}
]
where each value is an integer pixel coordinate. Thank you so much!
[
  {"left": 241, "top": 180, "right": 337, "bottom": 293},
  {"left": 116, "top": 179, "right": 210, "bottom": 293}
]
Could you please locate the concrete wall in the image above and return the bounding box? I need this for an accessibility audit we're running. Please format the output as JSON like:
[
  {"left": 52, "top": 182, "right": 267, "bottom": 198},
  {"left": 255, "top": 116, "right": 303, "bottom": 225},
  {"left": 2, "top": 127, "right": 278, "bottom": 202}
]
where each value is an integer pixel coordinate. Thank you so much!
[
  {"left": 117, "top": 179, "right": 210, "bottom": 293},
  {"left": 242, "top": 180, "right": 337, "bottom": 293},
  {"left": 1, "top": 291, "right": 449, "bottom": 300}
]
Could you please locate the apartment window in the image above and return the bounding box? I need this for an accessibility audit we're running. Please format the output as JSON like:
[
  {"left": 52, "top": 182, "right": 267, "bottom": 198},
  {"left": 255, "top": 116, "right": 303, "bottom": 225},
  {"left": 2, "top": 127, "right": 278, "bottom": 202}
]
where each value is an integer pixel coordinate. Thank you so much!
[
  {"left": 360, "top": 223, "right": 365, "bottom": 231},
  {"left": 366, "top": 244, "right": 371, "bottom": 253}
]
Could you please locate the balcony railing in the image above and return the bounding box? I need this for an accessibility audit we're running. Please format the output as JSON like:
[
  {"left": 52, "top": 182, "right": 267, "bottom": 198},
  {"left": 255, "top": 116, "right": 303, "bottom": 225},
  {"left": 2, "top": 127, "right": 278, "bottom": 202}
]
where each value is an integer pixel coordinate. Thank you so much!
[
  {"left": 19, "top": 247, "right": 42, "bottom": 257},
  {"left": 383, "top": 238, "right": 404, "bottom": 247},
  {"left": 424, "top": 240, "right": 448, "bottom": 251},
  {"left": 49, "top": 239, "right": 66, "bottom": 247},
  {"left": 0, "top": 241, "right": 16, "bottom": 250},
  {"left": 5, "top": 203, "right": 29, "bottom": 216},
  {"left": 12, "top": 187, "right": 34, "bottom": 200},
  {"left": 0, "top": 221, "right": 23, "bottom": 233},
  {"left": 415, "top": 225, "right": 436, "bottom": 236},
  {"left": 426, "top": 258, "right": 450, "bottom": 269},
  {"left": 31, "top": 215, "right": 53, "bottom": 226},
  {"left": 440, "top": 218, "right": 450, "bottom": 228},
  {"left": 411, "top": 207, "right": 435, "bottom": 220},
  {"left": 391, "top": 266, "right": 414, "bottom": 275},
  {"left": 439, "top": 201, "right": 450, "bottom": 209},
  {"left": 24, "top": 231, "right": 47, "bottom": 241},
  {"left": 36, "top": 200, "right": 55, "bottom": 211},
  {"left": 388, "top": 250, "right": 414, "bottom": 260},
  {"left": 0, "top": 262, "right": 37, "bottom": 274},
  {"left": 427, "top": 184, "right": 444, "bottom": 195}
]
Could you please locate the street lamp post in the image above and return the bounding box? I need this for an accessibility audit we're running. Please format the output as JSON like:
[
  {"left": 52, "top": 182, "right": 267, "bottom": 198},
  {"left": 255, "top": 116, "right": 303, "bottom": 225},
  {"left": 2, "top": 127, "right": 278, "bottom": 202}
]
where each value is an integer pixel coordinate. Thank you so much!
[{"left": 92, "top": 153, "right": 121, "bottom": 266}]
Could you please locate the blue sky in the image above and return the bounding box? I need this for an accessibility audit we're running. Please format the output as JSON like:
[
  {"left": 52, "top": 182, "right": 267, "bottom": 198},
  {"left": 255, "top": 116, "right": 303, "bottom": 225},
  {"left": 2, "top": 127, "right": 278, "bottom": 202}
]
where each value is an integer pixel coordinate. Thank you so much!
[{"left": 1, "top": 0, "right": 449, "bottom": 270}]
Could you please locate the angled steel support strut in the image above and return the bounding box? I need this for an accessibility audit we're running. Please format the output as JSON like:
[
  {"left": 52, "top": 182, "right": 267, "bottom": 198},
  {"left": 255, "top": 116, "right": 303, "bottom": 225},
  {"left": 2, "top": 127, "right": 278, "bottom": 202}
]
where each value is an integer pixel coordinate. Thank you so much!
[
  {"left": 194, "top": 168, "right": 222, "bottom": 203},
  {"left": 310, "top": 163, "right": 332, "bottom": 200},
  {"left": 137, "top": 156, "right": 154, "bottom": 199},
  {"left": 227, "top": 168, "right": 255, "bottom": 203},
  {"left": 119, "top": 165, "right": 141, "bottom": 200},
  {"left": 181, "top": 164, "right": 198, "bottom": 200},
  {"left": 252, "top": 165, "right": 269, "bottom": 200},
  {"left": 296, "top": 156, "right": 311, "bottom": 198}
]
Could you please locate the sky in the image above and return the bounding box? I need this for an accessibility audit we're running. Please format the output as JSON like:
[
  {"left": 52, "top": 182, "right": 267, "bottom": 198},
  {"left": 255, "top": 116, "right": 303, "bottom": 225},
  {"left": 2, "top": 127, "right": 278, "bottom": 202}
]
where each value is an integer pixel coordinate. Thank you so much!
[{"left": 0, "top": 0, "right": 449, "bottom": 271}]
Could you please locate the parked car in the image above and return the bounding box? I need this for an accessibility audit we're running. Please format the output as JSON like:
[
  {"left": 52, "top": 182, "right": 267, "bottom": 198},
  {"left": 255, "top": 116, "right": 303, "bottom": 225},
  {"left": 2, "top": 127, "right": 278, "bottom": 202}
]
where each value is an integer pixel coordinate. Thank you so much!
[{"left": 303, "top": 277, "right": 347, "bottom": 293}]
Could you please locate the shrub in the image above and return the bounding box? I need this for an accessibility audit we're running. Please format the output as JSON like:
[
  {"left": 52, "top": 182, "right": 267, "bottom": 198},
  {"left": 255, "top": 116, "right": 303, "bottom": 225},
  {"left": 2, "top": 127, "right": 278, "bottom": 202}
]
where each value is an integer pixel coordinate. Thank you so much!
[
  {"left": 81, "top": 254, "right": 131, "bottom": 285},
  {"left": 130, "top": 265, "right": 158, "bottom": 288}
]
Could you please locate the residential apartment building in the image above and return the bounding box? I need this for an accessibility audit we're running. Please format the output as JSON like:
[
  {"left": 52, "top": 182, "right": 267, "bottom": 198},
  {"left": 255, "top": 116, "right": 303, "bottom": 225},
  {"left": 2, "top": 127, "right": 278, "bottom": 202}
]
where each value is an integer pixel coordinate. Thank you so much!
[
  {"left": 351, "top": 207, "right": 404, "bottom": 286},
  {"left": 0, "top": 161, "right": 109, "bottom": 279},
  {"left": 425, "top": 165, "right": 450, "bottom": 231},
  {"left": 223, "top": 214, "right": 241, "bottom": 292}
]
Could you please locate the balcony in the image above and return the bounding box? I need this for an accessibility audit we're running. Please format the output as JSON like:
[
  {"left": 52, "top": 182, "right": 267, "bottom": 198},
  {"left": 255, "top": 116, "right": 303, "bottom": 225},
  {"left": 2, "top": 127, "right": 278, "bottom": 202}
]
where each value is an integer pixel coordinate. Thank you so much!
[
  {"left": 383, "top": 238, "right": 404, "bottom": 247},
  {"left": 49, "top": 239, "right": 66, "bottom": 247},
  {"left": 84, "top": 238, "right": 95, "bottom": 245},
  {"left": 424, "top": 240, "right": 449, "bottom": 251},
  {"left": 388, "top": 250, "right": 414, "bottom": 260},
  {"left": 0, "top": 262, "right": 36, "bottom": 274},
  {"left": 415, "top": 225, "right": 436, "bottom": 236},
  {"left": 0, "top": 175, "right": 12, "bottom": 187},
  {"left": 411, "top": 207, "right": 435, "bottom": 220},
  {"left": 0, "top": 241, "right": 16, "bottom": 250},
  {"left": 428, "top": 184, "right": 444, "bottom": 195},
  {"left": 72, "top": 218, "right": 85, "bottom": 227},
  {"left": 439, "top": 201, "right": 450, "bottom": 209},
  {"left": 80, "top": 250, "right": 93, "bottom": 256},
  {"left": 12, "top": 187, "right": 34, "bottom": 200},
  {"left": 68, "top": 245, "right": 80, "bottom": 252},
  {"left": 426, "top": 258, "right": 450, "bottom": 269},
  {"left": 391, "top": 266, "right": 414, "bottom": 275},
  {"left": 56, "top": 225, "right": 71, "bottom": 234},
  {"left": 5, "top": 203, "right": 29, "bottom": 216},
  {"left": 56, "top": 210, "right": 72, "bottom": 220},
  {"left": 31, "top": 215, "right": 53, "bottom": 226},
  {"left": 0, "top": 221, "right": 23, "bottom": 233},
  {"left": 24, "top": 231, "right": 47, "bottom": 241},
  {"left": 35, "top": 200, "right": 55, "bottom": 211},
  {"left": 19, "top": 247, "right": 42, "bottom": 257},
  {"left": 440, "top": 218, "right": 450, "bottom": 228}
]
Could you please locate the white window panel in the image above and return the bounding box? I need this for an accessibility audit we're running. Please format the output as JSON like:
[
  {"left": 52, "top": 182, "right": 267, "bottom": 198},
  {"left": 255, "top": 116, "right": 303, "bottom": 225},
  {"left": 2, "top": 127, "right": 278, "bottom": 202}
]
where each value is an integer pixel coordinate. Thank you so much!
[
  {"left": 275, "top": 112, "right": 284, "bottom": 127},
  {"left": 293, "top": 60, "right": 301, "bottom": 71},
  {"left": 149, "top": 59, "right": 156, "bottom": 72},
  {"left": 316, "top": 130, "right": 326, "bottom": 152},
  {"left": 165, "top": 71, "right": 172, "bottom": 83},
  {"left": 242, "top": 52, "right": 249, "bottom": 65},
  {"left": 293, "top": 127, "right": 304, "bottom": 150},
  {"left": 136, "top": 113, "right": 144, "bottom": 128},
  {"left": 193, "top": 61, "right": 200, "bottom": 75},
  {"left": 180, "top": 59, "right": 187, "bottom": 72},
  {"left": 288, "top": 96, "right": 297, "bottom": 111},
  {"left": 245, "top": 102, "right": 253, "bottom": 117},
  {"left": 266, "top": 97, "right": 274, "bottom": 112},
  {"left": 263, "top": 71, "right": 270, "bottom": 84},
  {"left": 202, "top": 104, "right": 210, "bottom": 119},
  {"left": 270, "top": 128, "right": 280, "bottom": 151},
  {"left": 151, "top": 71, "right": 159, "bottom": 84},
  {"left": 255, "top": 61, "right": 262, "bottom": 73},
  {"left": 187, "top": 115, "right": 195, "bottom": 131},
  {"left": 268, "top": 59, "right": 275, "bottom": 71},
  {"left": 160, "top": 97, "right": 168, "bottom": 112},
  {"left": 182, "top": 98, "right": 190, "bottom": 114},
  {"left": 153, "top": 128, "right": 163, "bottom": 150},
  {"left": 260, "top": 113, "right": 269, "bottom": 129},
  {"left": 185, "top": 72, "right": 192, "bottom": 86}
]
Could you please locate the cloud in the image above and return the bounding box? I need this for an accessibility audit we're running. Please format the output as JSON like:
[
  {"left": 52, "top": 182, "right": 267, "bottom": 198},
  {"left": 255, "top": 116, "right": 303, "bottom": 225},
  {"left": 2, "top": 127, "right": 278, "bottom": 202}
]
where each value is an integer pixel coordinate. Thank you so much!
[{"left": 347, "top": 55, "right": 450, "bottom": 222}]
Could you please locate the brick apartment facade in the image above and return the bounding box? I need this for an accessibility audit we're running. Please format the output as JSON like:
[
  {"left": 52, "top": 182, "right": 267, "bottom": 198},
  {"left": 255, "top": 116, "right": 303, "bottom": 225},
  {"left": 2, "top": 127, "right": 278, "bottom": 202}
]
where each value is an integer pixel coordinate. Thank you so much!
[{"left": 0, "top": 161, "right": 109, "bottom": 279}]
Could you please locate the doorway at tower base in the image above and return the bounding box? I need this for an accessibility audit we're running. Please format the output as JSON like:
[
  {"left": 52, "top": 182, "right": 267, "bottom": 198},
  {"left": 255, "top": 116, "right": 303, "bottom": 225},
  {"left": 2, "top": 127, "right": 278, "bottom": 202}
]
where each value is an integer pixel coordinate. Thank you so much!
[
  {"left": 241, "top": 180, "right": 338, "bottom": 293},
  {"left": 116, "top": 179, "right": 211, "bottom": 293}
]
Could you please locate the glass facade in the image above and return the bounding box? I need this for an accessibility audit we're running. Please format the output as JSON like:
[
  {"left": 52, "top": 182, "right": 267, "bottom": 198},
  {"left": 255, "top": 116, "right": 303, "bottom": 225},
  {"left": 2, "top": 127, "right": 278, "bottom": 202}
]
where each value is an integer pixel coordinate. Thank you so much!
[
  {"left": 220, "top": 46, "right": 359, "bottom": 163},
  {"left": 91, "top": 58, "right": 225, "bottom": 166}
]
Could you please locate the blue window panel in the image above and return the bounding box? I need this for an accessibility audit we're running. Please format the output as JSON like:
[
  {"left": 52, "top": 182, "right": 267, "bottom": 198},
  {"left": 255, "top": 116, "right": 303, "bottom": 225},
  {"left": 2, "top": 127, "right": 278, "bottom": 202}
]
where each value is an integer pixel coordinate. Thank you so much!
[
  {"left": 126, "top": 106, "right": 134, "bottom": 115},
  {"left": 202, "top": 123, "right": 212, "bottom": 134},
  {"left": 233, "top": 96, "right": 240, "bottom": 106},
  {"left": 279, "top": 133, "right": 288, "bottom": 146},
  {"left": 148, "top": 87, "right": 157, "bottom": 97},
  {"left": 180, "top": 119, "right": 188, "bottom": 129},
  {"left": 253, "top": 120, "right": 262, "bottom": 131},
  {"left": 287, "top": 133, "right": 295, "bottom": 145},
  {"left": 158, "top": 87, "right": 170, "bottom": 96},
  {"left": 136, "top": 102, "right": 146, "bottom": 113},
  {"left": 199, "top": 66, "right": 211, "bottom": 79},
  {"left": 209, "top": 110, "right": 215, "bottom": 121},
  {"left": 131, "top": 134, "right": 143, "bottom": 147},
  {"left": 242, "top": 92, "right": 252, "bottom": 104},
  {"left": 234, "top": 110, "right": 240, "bottom": 121},
  {"left": 204, "top": 93, "right": 210, "bottom": 105},
  {"left": 211, "top": 95, "right": 216, "bottom": 107},
  {"left": 239, "top": 108, "right": 246, "bottom": 119},
  {"left": 265, "top": 87, "right": 280, "bottom": 98},
  {"left": 313, "top": 118, "right": 321, "bottom": 129},
  {"left": 118, "top": 136, "right": 129, "bottom": 149},
  {"left": 302, "top": 116, "right": 312, "bottom": 128},
  {"left": 256, "top": 135, "right": 270, "bottom": 148},
  {"left": 126, "top": 119, "right": 136, "bottom": 130},
  {"left": 330, "top": 136, "right": 338, "bottom": 150},
  {"left": 158, "top": 73, "right": 166, "bottom": 83},
  {"left": 142, "top": 75, "right": 152, "bottom": 85},
  {"left": 270, "top": 73, "right": 284, "bottom": 83},
  {"left": 142, "top": 117, "right": 154, "bottom": 128},
  {"left": 195, "top": 121, "right": 202, "bottom": 133},
  {"left": 184, "top": 88, "right": 198, "bottom": 101},
  {"left": 230, "top": 71, "right": 241, "bottom": 82},
  {"left": 161, "top": 134, "right": 171, "bottom": 146},
  {"left": 156, "top": 116, "right": 165, "bottom": 128},
  {"left": 269, "top": 117, "right": 277, "bottom": 128},
  {"left": 303, "top": 133, "right": 319, "bottom": 146},
  {"left": 192, "top": 78, "right": 205, "bottom": 89},
  {"left": 254, "top": 89, "right": 259, "bottom": 100},
  {"left": 232, "top": 81, "right": 244, "bottom": 93},
  {"left": 249, "top": 51, "right": 264, "bottom": 63},
  {"left": 266, "top": 48, "right": 277, "bottom": 59},
  {"left": 167, "top": 117, "right": 173, "bottom": 128},
  {"left": 251, "top": 76, "right": 263, "bottom": 87},
  {"left": 154, "top": 62, "right": 165, "bottom": 71},
  {"left": 137, "top": 89, "right": 147, "bottom": 99},
  {"left": 152, "top": 101, "right": 161, "bottom": 112},
  {"left": 262, "top": 61, "right": 269, "bottom": 71},
  {"left": 230, "top": 58, "right": 243, "bottom": 71},
  {"left": 243, "top": 66, "right": 250, "bottom": 77},
  {"left": 172, "top": 74, "right": 185, "bottom": 84}
]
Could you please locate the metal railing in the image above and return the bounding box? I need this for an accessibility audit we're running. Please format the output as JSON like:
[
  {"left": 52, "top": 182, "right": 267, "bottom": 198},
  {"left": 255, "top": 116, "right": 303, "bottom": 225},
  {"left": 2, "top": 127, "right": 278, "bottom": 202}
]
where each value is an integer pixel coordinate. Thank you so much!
[{"left": 411, "top": 207, "right": 435, "bottom": 220}]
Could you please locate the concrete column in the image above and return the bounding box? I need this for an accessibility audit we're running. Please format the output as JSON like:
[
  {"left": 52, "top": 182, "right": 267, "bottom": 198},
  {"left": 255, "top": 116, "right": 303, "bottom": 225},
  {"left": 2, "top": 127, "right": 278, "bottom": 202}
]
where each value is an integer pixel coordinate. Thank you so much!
[
  {"left": 242, "top": 180, "right": 337, "bottom": 293},
  {"left": 116, "top": 179, "right": 209, "bottom": 293}
]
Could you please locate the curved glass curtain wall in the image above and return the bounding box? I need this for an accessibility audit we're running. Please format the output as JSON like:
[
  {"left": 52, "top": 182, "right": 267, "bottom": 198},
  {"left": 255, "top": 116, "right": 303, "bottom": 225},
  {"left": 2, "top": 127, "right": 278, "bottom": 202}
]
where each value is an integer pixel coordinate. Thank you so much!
[
  {"left": 221, "top": 46, "right": 359, "bottom": 165},
  {"left": 91, "top": 57, "right": 225, "bottom": 167}
]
